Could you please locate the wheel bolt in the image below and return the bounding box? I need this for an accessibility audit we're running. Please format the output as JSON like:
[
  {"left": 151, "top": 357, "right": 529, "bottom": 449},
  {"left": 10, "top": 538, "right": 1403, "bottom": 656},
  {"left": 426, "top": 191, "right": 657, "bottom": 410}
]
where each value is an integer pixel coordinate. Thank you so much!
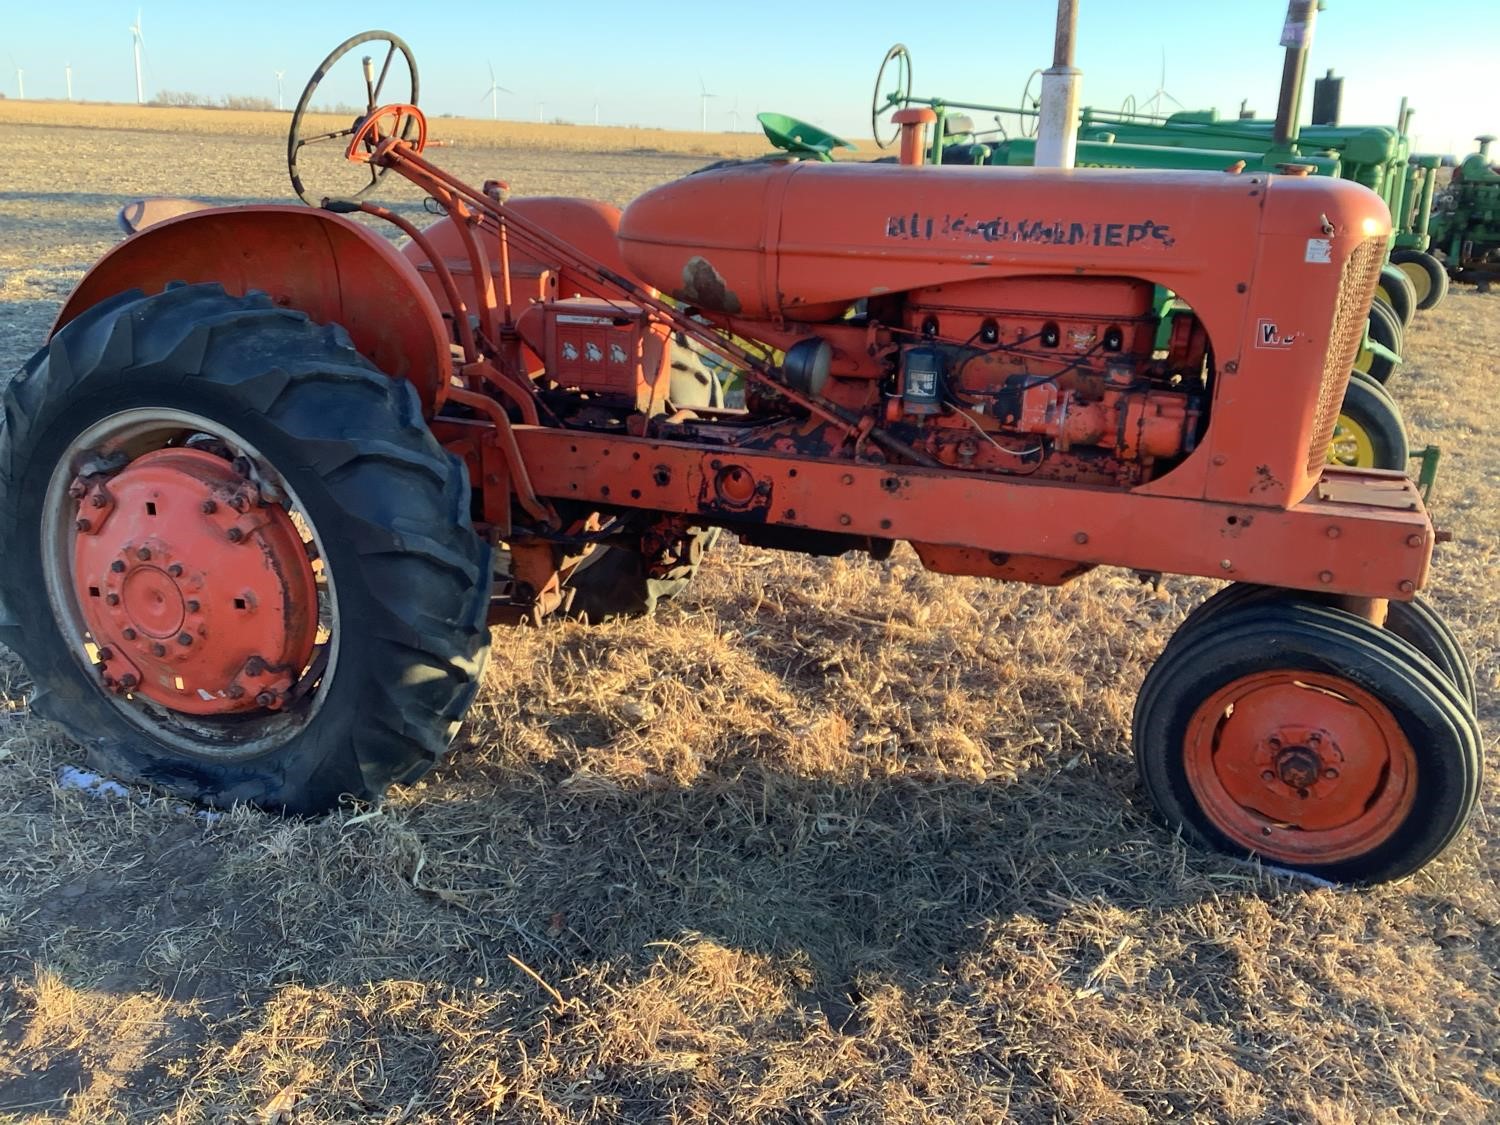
[
  {"left": 67, "top": 481, "right": 87, "bottom": 499},
  {"left": 119, "top": 674, "right": 138, "bottom": 690},
  {"left": 227, "top": 684, "right": 246, "bottom": 700},
  {"left": 110, "top": 560, "right": 126, "bottom": 573},
  {"left": 186, "top": 600, "right": 200, "bottom": 613},
  {"left": 1268, "top": 737, "right": 1281, "bottom": 749},
  {"left": 152, "top": 643, "right": 167, "bottom": 657},
  {"left": 89, "top": 493, "right": 108, "bottom": 509},
  {"left": 255, "top": 691, "right": 276, "bottom": 707},
  {"left": 97, "top": 647, "right": 114, "bottom": 661},
  {"left": 226, "top": 528, "right": 244, "bottom": 543},
  {"left": 245, "top": 656, "right": 267, "bottom": 675},
  {"left": 121, "top": 628, "right": 136, "bottom": 640},
  {"left": 167, "top": 563, "right": 183, "bottom": 577},
  {"left": 1323, "top": 768, "right": 1338, "bottom": 780},
  {"left": 1261, "top": 770, "right": 1275, "bottom": 781},
  {"left": 136, "top": 547, "right": 151, "bottom": 561},
  {"left": 75, "top": 518, "right": 92, "bottom": 533},
  {"left": 178, "top": 633, "right": 193, "bottom": 646},
  {"left": 106, "top": 593, "right": 120, "bottom": 606},
  {"left": 201, "top": 499, "right": 218, "bottom": 514}
]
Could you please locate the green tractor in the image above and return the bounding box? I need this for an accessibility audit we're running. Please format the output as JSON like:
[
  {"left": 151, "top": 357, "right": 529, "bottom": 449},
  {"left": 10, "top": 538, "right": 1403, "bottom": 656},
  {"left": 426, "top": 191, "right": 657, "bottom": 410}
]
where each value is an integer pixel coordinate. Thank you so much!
[{"left": 1429, "top": 136, "right": 1500, "bottom": 292}]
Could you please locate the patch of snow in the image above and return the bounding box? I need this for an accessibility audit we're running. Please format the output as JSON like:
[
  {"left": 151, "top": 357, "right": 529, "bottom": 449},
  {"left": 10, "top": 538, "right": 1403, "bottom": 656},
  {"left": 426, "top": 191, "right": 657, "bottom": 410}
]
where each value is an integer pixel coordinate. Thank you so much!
[{"left": 57, "top": 765, "right": 132, "bottom": 798}]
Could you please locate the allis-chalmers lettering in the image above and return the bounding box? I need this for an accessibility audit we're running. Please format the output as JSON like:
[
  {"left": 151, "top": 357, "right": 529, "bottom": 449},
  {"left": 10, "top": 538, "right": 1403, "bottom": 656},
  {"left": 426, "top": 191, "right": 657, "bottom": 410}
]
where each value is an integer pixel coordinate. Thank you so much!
[{"left": 885, "top": 212, "right": 1177, "bottom": 248}]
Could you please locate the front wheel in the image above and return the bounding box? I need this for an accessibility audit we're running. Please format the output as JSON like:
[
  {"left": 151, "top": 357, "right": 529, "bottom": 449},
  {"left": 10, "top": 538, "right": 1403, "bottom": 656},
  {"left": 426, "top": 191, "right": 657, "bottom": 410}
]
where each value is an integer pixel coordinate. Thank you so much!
[
  {"left": 1327, "top": 371, "right": 1409, "bottom": 470},
  {"left": 1135, "top": 599, "right": 1482, "bottom": 883},
  {"left": 0, "top": 284, "right": 491, "bottom": 812},
  {"left": 1391, "top": 248, "right": 1450, "bottom": 310}
]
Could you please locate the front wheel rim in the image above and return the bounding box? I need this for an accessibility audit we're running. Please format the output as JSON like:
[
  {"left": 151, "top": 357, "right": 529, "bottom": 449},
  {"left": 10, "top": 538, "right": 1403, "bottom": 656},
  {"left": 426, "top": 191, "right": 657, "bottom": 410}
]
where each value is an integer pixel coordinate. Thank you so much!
[
  {"left": 41, "top": 408, "right": 340, "bottom": 759},
  {"left": 1328, "top": 413, "right": 1377, "bottom": 466},
  {"left": 1183, "top": 670, "right": 1417, "bottom": 865}
]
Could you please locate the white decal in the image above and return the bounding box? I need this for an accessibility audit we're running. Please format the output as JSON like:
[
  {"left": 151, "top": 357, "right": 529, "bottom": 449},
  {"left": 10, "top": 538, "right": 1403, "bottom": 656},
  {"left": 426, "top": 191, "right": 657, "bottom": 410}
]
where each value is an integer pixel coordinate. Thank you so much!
[
  {"left": 562, "top": 342, "right": 579, "bottom": 361},
  {"left": 585, "top": 342, "right": 603, "bottom": 362},
  {"left": 1305, "top": 238, "right": 1332, "bottom": 264},
  {"left": 1255, "top": 318, "right": 1297, "bottom": 348},
  {"left": 609, "top": 343, "right": 627, "bottom": 364}
]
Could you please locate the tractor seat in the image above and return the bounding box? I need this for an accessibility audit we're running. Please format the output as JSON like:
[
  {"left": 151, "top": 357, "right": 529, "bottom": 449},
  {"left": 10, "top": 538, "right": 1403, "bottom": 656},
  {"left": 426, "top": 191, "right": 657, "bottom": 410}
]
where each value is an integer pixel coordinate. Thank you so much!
[{"left": 943, "top": 114, "right": 977, "bottom": 136}]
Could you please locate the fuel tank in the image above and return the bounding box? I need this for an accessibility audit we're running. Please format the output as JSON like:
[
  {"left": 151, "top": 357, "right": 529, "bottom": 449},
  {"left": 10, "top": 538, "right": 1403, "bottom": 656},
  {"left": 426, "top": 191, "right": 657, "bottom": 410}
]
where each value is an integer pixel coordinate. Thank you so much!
[{"left": 616, "top": 161, "right": 1386, "bottom": 321}]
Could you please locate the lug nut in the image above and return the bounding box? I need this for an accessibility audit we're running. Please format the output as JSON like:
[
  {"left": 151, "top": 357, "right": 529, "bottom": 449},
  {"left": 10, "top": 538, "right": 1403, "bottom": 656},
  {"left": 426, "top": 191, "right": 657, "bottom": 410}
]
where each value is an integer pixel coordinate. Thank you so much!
[
  {"left": 106, "top": 593, "right": 121, "bottom": 606},
  {"left": 227, "top": 684, "right": 246, "bottom": 700},
  {"left": 68, "top": 480, "right": 87, "bottom": 499},
  {"left": 152, "top": 643, "right": 167, "bottom": 657},
  {"left": 226, "top": 528, "right": 244, "bottom": 543},
  {"left": 245, "top": 656, "right": 267, "bottom": 675},
  {"left": 110, "top": 560, "right": 126, "bottom": 573},
  {"left": 186, "top": 600, "right": 200, "bottom": 613},
  {"left": 167, "top": 563, "right": 183, "bottom": 577},
  {"left": 119, "top": 674, "right": 138, "bottom": 690},
  {"left": 1323, "top": 768, "right": 1339, "bottom": 780},
  {"left": 121, "top": 628, "right": 136, "bottom": 640},
  {"left": 200, "top": 499, "right": 218, "bottom": 514},
  {"left": 255, "top": 691, "right": 276, "bottom": 707},
  {"left": 178, "top": 633, "right": 193, "bottom": 646},
  {"left": 1261, "top": 770, "right": 1275, "bottom": 781},
  {"left": 136, "top": 546, "right": 152, "bottom": 561},
  {"left": 97, "top": 647, "right": 114, "bottom": 661},
  {"left": 89, "top": 493, "right": 108, "bottom": 509},
  {"left": 75, "top": 518, "right": 92, "bottom": 533}
]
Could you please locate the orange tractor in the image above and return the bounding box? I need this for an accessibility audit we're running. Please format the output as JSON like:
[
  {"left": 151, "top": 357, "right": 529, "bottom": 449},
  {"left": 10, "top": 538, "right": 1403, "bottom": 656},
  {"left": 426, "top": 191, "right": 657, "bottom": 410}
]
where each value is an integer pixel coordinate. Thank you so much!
[{"left": 0, "top": 33, "right": 1482, "bottom": 883}]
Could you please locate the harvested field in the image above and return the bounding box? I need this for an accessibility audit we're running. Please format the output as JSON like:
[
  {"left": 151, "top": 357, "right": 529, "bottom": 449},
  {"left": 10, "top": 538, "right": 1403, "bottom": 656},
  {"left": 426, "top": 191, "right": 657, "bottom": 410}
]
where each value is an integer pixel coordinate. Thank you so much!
[{"left": 0, "top": 109, "right": 1496, "bottom": 1123}]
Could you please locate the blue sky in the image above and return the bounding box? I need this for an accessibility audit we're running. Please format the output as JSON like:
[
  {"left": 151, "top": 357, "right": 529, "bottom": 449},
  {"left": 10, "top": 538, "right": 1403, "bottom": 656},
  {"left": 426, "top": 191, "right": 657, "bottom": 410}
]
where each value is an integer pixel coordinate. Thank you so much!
[{"left": 4, "top": 1, "right": 1497, "bottom": 154}]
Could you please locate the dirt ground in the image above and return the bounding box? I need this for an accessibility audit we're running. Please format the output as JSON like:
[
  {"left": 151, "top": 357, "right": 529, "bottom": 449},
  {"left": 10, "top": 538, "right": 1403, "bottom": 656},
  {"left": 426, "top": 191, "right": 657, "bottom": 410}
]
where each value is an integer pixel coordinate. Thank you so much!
[{"left": 0, "top": 108, "right": 1497, "bottom": 1123}]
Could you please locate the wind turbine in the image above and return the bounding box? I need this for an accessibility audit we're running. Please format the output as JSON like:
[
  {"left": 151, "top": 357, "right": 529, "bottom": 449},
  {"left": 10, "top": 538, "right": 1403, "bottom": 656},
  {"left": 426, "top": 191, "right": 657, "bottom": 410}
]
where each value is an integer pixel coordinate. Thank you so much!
[
  {"left": 64, "top": 61, "right": 72, "bottom": 101},
  {"left": 479, "top": 62, "right": 510, "bottom": 120},
  {"left": 274, "top": 69, "right": 285, "bottom": 111},
  {"left": 1141, "top": 50, "right": 1182, "bottom": 118},
  {"left": 698, "top": 76, "right": 718, "bottom": 133},
  {"left": 129, "top": 9, "right": 145, "bottom": 104},
  {"left": 727, "top": 97, "right": 741, "bottom": 132},
  {"left": 10, "top": 58, "right": 22, "bottom": 100}
]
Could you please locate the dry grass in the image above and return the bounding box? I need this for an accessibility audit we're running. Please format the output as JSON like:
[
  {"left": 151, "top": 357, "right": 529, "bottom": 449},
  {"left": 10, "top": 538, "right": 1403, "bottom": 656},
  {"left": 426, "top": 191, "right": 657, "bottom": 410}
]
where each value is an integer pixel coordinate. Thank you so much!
[{"left": 0, "top": 116, "right": 1497, "bottom": 1123}]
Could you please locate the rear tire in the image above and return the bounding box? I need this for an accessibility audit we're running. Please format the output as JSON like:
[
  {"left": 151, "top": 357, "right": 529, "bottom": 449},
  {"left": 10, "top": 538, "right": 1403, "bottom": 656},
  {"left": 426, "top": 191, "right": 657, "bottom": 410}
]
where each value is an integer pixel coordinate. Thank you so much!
[{"left": 0, "top": 284, "right": 491, "bottom": 813}]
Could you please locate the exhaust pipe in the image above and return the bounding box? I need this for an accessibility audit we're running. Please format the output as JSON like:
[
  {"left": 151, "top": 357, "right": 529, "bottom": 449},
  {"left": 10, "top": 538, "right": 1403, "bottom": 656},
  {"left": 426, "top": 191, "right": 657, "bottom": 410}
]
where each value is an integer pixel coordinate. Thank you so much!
[{"left": 1034, "top": 0, "right": 1081, "bottom": 169}]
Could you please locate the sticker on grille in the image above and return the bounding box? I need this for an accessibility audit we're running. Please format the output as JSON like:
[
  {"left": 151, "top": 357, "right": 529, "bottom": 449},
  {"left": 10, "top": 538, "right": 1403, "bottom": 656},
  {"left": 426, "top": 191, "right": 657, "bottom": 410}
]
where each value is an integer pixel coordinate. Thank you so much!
[{"left": 1307, "top": 238, "right": 1386, "bottom": 474}]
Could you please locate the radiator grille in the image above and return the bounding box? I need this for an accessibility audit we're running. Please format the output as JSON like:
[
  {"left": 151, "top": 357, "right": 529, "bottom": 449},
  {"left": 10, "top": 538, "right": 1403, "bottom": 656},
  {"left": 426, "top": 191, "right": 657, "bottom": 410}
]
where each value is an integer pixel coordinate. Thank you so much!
[{"left": 1307, "top": 238, "right": 1386, "bottom": 474}]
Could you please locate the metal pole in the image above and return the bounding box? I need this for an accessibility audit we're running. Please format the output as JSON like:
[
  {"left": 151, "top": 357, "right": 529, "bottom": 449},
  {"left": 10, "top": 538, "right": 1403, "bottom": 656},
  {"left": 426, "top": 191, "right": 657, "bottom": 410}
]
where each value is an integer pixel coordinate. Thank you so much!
[
  {"left": 1035, "top": 0, "right": 1081, "bottom": 168},
  {"left": 1273, "top": 0, "right": 1317, "bottom": 146}
]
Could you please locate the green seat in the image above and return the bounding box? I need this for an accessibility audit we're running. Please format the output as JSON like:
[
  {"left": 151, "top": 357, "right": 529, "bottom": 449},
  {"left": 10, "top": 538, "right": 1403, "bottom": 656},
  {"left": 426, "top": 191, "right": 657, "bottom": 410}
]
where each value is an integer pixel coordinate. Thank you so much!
[{"left": 757, "top": 112, "right": 856, "bottom": 162}]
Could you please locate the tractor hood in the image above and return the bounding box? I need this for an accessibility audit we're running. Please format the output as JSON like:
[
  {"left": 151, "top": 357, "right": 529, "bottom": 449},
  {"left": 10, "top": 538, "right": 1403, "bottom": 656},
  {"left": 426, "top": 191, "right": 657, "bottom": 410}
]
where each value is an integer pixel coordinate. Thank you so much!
[{"left": 616, "top": 160, "right": 1387, "bottom": 321}]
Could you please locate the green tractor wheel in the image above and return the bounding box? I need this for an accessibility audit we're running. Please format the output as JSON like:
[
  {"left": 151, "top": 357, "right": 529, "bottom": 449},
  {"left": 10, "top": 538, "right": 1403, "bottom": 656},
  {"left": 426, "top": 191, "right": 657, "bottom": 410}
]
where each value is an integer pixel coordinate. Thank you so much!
[
  {"left": 1327, "top": 372, "right": 1409, "bottom": 470},
  {"left": 1354, "top": 298, "right": 1404, "bottom": 385},
  {"left": 1376, "top": 264, "right": 1417, "bottom": 328},
  {"left": 1391, "top": 249, "right": 1450, "bottom": 311}
]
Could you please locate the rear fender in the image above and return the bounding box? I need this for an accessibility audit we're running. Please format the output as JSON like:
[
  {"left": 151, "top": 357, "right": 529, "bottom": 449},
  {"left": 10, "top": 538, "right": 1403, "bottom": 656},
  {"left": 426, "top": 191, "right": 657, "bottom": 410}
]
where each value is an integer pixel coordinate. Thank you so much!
[{"left": 53, "top": 205, "right": 452, "bottom": 413}]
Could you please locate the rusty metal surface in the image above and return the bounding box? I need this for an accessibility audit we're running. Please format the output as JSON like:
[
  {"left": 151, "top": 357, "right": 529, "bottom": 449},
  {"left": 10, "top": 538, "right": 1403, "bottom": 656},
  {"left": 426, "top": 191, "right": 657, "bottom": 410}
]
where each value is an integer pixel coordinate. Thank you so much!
[{"left": 512, "top": 427, "right": 1430, "bottom": 599}]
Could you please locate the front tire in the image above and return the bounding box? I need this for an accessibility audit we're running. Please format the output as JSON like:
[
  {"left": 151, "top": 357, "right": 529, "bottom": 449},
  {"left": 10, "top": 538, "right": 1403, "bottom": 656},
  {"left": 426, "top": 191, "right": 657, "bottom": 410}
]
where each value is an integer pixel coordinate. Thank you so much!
[
  {"left": 0, "top": 284, "right": 491, "bottom": 813},
  {"left": 1136, "top": 599, "right": 1482, "bottom": 883},
  {"left": 1391, "top": 248, "right": 1450, "bottom": 310}
]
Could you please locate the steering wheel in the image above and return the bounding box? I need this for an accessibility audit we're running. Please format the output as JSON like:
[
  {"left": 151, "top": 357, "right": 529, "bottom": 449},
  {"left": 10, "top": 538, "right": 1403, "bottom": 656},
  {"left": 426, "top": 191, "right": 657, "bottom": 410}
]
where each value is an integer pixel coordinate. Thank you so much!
[
  {"left": 1020, "top": 69, "right": 1043, "bottom": 138},
  {"left": 1120, "top": 94, "right": 1137, "bottom": 119},
  {"left": 287, "top": 30, "right": 420, "bottom": 206},
  {"left": 871, "top": 44, "right": 913, "bottom": 149}
]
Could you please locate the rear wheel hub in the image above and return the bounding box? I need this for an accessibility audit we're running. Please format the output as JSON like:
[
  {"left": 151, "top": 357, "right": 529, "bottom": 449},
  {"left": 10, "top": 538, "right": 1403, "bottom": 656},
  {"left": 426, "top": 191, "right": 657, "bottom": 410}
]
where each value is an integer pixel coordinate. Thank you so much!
[{"left": 71, "top": 448, "right": 318, "bottom": 715}]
